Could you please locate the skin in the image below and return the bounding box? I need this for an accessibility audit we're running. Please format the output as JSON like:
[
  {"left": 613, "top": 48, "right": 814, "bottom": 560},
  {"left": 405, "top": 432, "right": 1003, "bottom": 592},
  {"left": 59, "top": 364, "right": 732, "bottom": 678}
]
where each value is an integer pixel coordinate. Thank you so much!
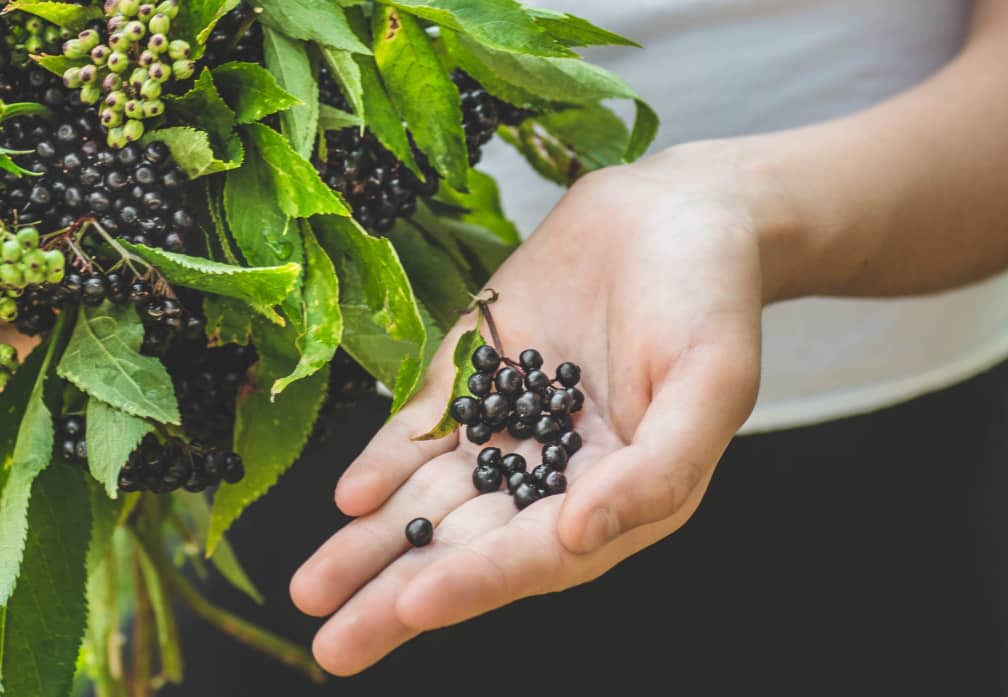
[{"left": 290, "top": 0, "right": 1008, "bottom": 676}]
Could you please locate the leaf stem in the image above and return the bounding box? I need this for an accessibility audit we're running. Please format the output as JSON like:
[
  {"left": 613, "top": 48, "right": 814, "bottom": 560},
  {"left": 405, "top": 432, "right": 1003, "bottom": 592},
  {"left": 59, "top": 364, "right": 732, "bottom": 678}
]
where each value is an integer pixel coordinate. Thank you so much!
[
  {"left": 164, "top": 566, "right": 327, "bottom": 684},
  {"left": 129, "top": 553, "right": 155, "bottom": 697}
]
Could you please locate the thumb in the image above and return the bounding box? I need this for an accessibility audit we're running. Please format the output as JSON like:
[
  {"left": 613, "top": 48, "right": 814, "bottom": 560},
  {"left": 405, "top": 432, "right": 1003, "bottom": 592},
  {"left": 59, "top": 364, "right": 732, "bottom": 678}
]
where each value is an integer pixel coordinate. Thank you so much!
[{"left": 557, "top": 347, "right": 756, "bottom": 553}]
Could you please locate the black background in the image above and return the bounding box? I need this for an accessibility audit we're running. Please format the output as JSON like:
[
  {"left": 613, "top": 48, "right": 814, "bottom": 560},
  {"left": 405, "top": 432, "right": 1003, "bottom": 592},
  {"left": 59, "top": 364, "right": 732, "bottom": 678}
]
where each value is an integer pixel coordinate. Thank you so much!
[{"left": 163, "top": 361, "right": 1008, "bottom": 697}]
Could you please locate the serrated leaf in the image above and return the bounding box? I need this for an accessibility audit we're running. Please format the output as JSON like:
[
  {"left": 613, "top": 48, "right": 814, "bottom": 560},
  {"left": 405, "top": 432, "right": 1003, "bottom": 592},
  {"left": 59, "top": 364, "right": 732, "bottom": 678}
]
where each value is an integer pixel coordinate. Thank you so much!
[
  {"left": 415, "top": 322, "right": 484, "bottom": 440},
  {"left": 4, "top": 1, "right": 102, "bottom": 30},
  {"left": 525, "top": 7, "right": 641, "bottom": 48},
  {"left": 165, "top": 69, "right": 237, "bottom": 153},
  {"left": 57, "top": 303, "right": 180, "bottom": 425},
  {"left": 320, "top": 47, "right": 365, "bottom": 117},
  {"left": 262, "top": 28, "right": 319, "bottom": 161},
  {"left": 203, "top": 295, "right": 253, "bottom": 345},
  {"left": 386, "top": 221, "right": 473, "bottom": 331},
  {"left": 0, "top": 463, "right": 91, "bottom": 697},
  {"left": 84, "top": 399, "right": 152, "bottom": 499},
  {"left": 172, "top": 0, "right": 241, "bottom": 56},
  {"left": 317, "top": 104, "right": 362, "bottom": 132},
  {"left": 271, "top": 223, "right": 342, "bottom": 397},
  {"left": 121, "top": 241, "right": 301, "bottom": 316},
  {"left": 381, "top": 0, "right": 572, "bottom": 57},
  {"left": 223, "top": 142, "right": 293, "bottom": 271},
  {"left": 212, "top": 61, "right": 301, "bottom": 125},
  {"left": 142, "top": 127, "right": 243, "bottom": 179},
  {"left": 314, "top": 215, "right": 427, "bottom": 413},
  {"left": 251, "top": 0, "right": 369, "bottom": 54},
  {"left": 0, "top": 316, "right": 70, "bottom": 608},
  {"left": 176, "top": 492, "right": 263, "bottom": 604},
  {"left": 207, "top": 322, "right": 328, "bottom": 555},
  {"left": 373, "top": 7, "right": 468, "bottom": 189},
  {"left": 536, "top": 104, "right": 630, "bottom": 170},
  {"left": 33, "top": 53, "right": 87, "bottom": 76},
  {"left": 243, "top": 122, "right": 350, "bottom": 218}
]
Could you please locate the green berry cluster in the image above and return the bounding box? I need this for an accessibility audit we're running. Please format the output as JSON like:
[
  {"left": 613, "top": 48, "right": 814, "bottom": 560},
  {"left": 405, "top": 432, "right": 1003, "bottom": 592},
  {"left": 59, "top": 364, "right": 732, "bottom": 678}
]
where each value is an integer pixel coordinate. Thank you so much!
[
  {"left": 0, "top": 7, "right": 67, "bottom": 68},
  {"left": 0, "top": 226, "right": 65, "bottom": 322},
  {"left": 62, "top": 0, "right": 196, "bottom": 148},
  {"left": 0, "top": 343, "right": 17, "bottom": 390}
]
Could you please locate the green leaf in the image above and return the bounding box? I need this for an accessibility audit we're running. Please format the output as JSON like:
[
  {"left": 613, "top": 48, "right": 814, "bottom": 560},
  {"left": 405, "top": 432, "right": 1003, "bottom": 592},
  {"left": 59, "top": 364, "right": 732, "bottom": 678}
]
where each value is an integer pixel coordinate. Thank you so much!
[
  {"left": 203, "top": 295, "right": 253, "bottom": 345},
  {"left": 625, "top": 98, "right": 659, "bottom": 163},
  {"left": 414, "top": 321, "right": 484, "bottom": 440},
  {"left": 380, "top": 0, "right": 572, "bottom": 57},
  {"left": 412, "top": 201, "right": 515, "bottom": 282},
  {"left": 262, "top": 28, "right": 319, "bottom": 161},
  {"left": 0, "top": 315, "right": 70, "bottom": 608},
  {"left": 212, "top": 61, "right": 301, "bottom": 125},
  {"left": 33, "top": 53, "right": 87, "bottom": 76},
  {"left": 84, "top": 478, "right": 123, "bottom": 576},
  {"left": 271, "top": 223, "right": 342, "bottom": 397},
  {"left": 172, "top": 0, "right": 241, "bottom": 54},
  {"left": 3, "top": 1, "right": 102, "bottom": 30},
  {"left": 536, "top": 104, "right": 630, "bottom": 170},
  {"left": 223, "top": 142, "right": 294, "bottom": 273},
  {"left": 386, "top": 221, "right": 473, "bottom": 331},
  {"left": 317, "top": 104, "right": 363, "bottom": 132},
  {"left": 319, "top": 47, "right": 365, "bottom": 117},
  {"left": 373, "top": 7, "right": 468, "bottom": 189},
  {"left": 436, "top": 169, "right": 521, "bottom": 245},
  {"left": 176, "top": 492, "right": 263, "bottom": 605},
  {"left": 0, "top": 346, "right": 46, "bottom": 470},
  {"left": 251, "top": 0, "right": 370, "bottom": 54},
  {"left": 57, "top": 302, "right": 180, "bottom": 425},
  {"left": 243, "top": 122, "right": 350, "bottom": 218},
  {"left": 314, "top": 215, "right": 427, "bottom": 412},
  {"left": 207, "top": 324, "right": 328, "bottom": 555},
  {"left": 84, "top": 399, "right": 153, "bottom": 499},
  {"left": 131, "top": 532, "right": 182, "bottom": 683},
  {"left": 121, "top": 241, "right": 301, "bottom": 317},
  {"left": 165, "top": 69, "right": 238, "bottom": 154},
  {"left": 525, "top": 7, "right": 641, "bottom": 48},
  {"left": 141, "top": 127, "right": 243, "bottom": 180},
  {"left": 0, "top": 463, "right": 91, "bottom": 697}
]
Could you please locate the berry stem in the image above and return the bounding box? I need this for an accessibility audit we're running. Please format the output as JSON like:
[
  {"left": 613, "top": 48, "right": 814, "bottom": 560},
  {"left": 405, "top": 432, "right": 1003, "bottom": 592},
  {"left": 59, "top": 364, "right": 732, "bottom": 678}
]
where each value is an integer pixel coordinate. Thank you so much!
[{"left": 165, "top": 566, "right": 327, "bottom": 684}]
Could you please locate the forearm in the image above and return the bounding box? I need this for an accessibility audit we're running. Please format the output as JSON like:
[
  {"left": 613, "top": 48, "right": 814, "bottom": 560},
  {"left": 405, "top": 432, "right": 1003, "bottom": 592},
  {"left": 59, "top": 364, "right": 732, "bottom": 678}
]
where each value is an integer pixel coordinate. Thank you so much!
[{"left": 740, "top": 0, "right": 1008, "bottom": 302}]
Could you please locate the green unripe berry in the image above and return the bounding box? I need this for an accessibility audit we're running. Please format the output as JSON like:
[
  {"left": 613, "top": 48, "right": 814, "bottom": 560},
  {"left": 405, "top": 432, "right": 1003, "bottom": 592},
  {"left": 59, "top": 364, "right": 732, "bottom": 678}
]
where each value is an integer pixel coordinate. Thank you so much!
[
  {"left": 148, "top": 61, "right": 168, "bottom": 82},
  {"left": 22, "top": 265, "right": 45, "bottom": 285},
  {"left": 108, "top": 31, "right": 131, "bottom": 51},
  {"left": 43, "top": 249, "right": 64, "bottom": 273},
  {"left": 24, "top": 37, "right": 43, "bottom": 54},
  {"left": 124, "top": 99, "right": 143, "bottom": 118},
  {"left": 46, "top": 265, "right": 66, "bottom": 285},
  {"left": 107, "top": 15, "right": 126, "bottom": 33},
  {"left": 139, "top": 79, "right": 162, "bottom": 100},
  {"left": 107, "top": 51, "right": 129, "bottom": 73},
  {"left": 141, "top": 99, "right": 164, "bottom": 118},
  {"left": 101, "top": 107, "right": 124, "bottom": 128},
  {"left": 81, "top": 84, "right": 102, "bottom": 104},
  {"left": 171, "top": 59, "right": 195, "bottom": 80},
  {"left": 0, "top": 298, "right": 17, "bottom": 323},
  {"left": 0, "top": 264, "right": 24, "bottom": 288},
  {"left": 123, "top": 119, "right": 144, "bottom": 142},
  {"left": 167, "top": 39, "right": 190, "bottom": 60},
  {"left": 22, "top": 249, "right": 46, "bottom": 273},
  {"left": 107, "top": 126, "right": 128, "bottom": 149},
  {"left": 102, "top": 72, "right": 123, "bottom": 92},
  {"left": 62, "top": 38, "right": 86, "bottom": 59},
  {"left": 2, "top": 239, "right": 23, "bottom": 263},
  {"left": 25, "top": 17, "right": 44, "bottom": 33},
  {"left": 105, "top": 90, "right": 127, "bottom": 108},
  {"left": 0, "top": 343, "right": 16, "bottom": 369},
  {"left": 128, "top": 67, "right": 149, "bottom": 90},
  {"left": 155, "top": 0, "right": 179, "bottom": 19},
  {"left": 63, "top": 67, "right": 82, "bottom": 89},
  {"left": 78, "top": 29, "right": 100, "bottom": 51},
  {"left": 79, "top": 64, "right": 97, "bottom": 84},
  {"left": 138, "top": 49, "right": 156, "bottom": 67},
  {"left": 45, "top": 26, "right": 63, "bottom": 44},
  {"left": 118, "top": 0, "right": 141, "bottom": 17},
  {"left": 137, "top": 3, "right": 155, "bottom": 19},
  {"left": 90, "top": 44, "right": 111, "bottom": 65},
  {"left": 148, "top": 13, "right": 171, "bottom": 34},
  {"left": 125, "top": 20, "right": 146, "bottom": 40},
  {"left": 16, "top": 227, "right": 39, "bottom": 250},
  {"left": 147, "top": 33, "right": 168, "bottom": 54}
]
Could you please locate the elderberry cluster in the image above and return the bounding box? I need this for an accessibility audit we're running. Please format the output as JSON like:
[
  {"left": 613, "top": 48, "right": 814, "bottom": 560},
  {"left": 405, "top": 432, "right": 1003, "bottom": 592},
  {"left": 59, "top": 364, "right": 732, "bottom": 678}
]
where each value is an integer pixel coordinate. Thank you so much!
[
  {"left": 61, "top": 0, "right": 196, "bottom": 147},
  {"left": 453, "top": 71, "right": 532, "bottom": 166},
  {"left": 451, "top": 345, "right": 584, "bottom": 510},
  {"left": 165, "top": 341, "right": 256, "bottom": 443},
  {"left": 0, "top": 4, "right": 67, "bottom": 67},
  {"left": 59, "top": 415, "right": 245, "bottom": 494},
  {"left": 0, "top": 343, "right": 18, "bottom": 390},
  {"left": 1, "top": 225, "right": 65, "bottom": 323}
]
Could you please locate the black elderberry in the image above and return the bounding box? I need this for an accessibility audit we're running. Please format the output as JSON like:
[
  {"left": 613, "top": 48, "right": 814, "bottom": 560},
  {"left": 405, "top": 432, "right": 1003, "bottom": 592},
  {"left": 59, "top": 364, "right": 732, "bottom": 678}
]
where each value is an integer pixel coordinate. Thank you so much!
[
  {"left": 80, "top": 273, "right": 108, "bottom": 306},
  {"left": 514, "top": 390, "right": 543, "bottom": 420},
  {"left": 472, "top": 464, "right": 503, "bottom": 494},
  {"left": 542, "top": 443, "right": 569, "bottom": 471},
  {"left": 548, "top": 389, "right": 573, "bottom": 416},
  {"left": 534, "top": 415, "right": 562, "bottom": 444},
  {"left": 466, "top": 422, "right": 492, "bottom": 445},
  {"left": 476, "top": 446, "right": 502, "bottom": 470},
  {"left": 128, "top": 280, "right": 152, "bottom": 303},
  {"left": 560, "top": 431, "right": 583, "bottom": 456},
  {"left": 508, "top": 418, "right": 534, "bottom": 440},
  {"left": 467, "top": 371, "right": 493, "bottom": 397},
  {"left": 513, "top": 482, "right": 542, "bottom": 510},
  {"left": 531, "top": 464, "right": 551, "bottom": 486},
  {"left": 222, "top": 453, "right": 244, "bottom": 483},
  {"left": 450, "top": 396, "right": 481, "bottom": 426},
  {"left": 566, "top": 387, "right": 585, "bottom": 413},
  {"left": 556, "top": 362, "right": 582, "bottom": 388},
  {"left": 481, "top": 393, "right": 511, "bottom": 425},
  {"left": 519, "top": 348, "right": 543, "bottom": 372},
  {"left": 494, "top": 367, "right": 523, "bottom": 395},
  {"left": 500, "top": 453, "right": 527, "bottom": 476},
  {"left": 525, "top": 370, "right": 550, "bottom": 393},
  {"left": 472, "top": 345, "right": 501, "bottom": 373},
  {"left": 543, "top": 470, "right": 568, "bottom": 496},
  {"left": 405, "top": 517, "right": 434, "bottom": 547}
]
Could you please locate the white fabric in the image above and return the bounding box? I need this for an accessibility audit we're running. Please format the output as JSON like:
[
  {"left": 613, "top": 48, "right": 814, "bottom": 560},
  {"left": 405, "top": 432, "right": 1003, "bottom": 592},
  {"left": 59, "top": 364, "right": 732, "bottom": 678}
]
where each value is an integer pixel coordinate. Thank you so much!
[{"left": 481, "top": 0, "right": 1008, "bottom": 433}]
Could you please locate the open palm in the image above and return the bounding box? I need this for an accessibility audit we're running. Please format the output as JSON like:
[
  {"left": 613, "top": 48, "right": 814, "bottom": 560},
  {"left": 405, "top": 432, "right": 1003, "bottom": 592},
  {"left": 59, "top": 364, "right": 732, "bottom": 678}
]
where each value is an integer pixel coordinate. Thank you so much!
[{"left": 291, "top": 153, "right": 767, "bottom": 675}]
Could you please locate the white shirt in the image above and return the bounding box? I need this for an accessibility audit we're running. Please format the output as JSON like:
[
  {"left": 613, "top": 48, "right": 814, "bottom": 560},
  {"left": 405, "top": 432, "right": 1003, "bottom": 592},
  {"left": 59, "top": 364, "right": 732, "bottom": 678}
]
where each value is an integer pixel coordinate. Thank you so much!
[{"left": 482, "top": 0, "right": 1008, "bottom": 433}]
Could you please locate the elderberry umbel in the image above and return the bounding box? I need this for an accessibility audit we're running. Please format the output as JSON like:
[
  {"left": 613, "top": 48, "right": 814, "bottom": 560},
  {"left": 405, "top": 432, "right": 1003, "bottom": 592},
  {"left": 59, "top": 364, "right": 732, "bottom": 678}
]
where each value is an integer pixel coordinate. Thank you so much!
[{"left": 450, "top": 344, "right": 584, "bottom": 510}]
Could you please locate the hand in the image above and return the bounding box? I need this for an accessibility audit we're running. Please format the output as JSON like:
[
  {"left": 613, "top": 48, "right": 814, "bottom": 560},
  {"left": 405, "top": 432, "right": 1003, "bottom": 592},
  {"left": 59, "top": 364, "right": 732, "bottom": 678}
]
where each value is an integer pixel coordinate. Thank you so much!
[{"left": 290, "top": 142, "right": 776, "bottom": 675}]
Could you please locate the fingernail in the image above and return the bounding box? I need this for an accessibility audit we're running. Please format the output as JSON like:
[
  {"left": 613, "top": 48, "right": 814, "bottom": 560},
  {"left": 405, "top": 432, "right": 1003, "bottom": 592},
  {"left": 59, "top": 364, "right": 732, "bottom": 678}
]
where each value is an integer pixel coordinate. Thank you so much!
[{"left": 581, "top": 507, "right": 619, "bottom": 551}]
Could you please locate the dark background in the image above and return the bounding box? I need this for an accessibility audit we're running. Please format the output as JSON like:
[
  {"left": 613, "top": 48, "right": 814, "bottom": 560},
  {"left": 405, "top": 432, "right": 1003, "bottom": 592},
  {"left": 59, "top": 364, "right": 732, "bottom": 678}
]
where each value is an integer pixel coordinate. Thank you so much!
[{"left": 163, "top": 361, "right": 1008, "bottom": 697}]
